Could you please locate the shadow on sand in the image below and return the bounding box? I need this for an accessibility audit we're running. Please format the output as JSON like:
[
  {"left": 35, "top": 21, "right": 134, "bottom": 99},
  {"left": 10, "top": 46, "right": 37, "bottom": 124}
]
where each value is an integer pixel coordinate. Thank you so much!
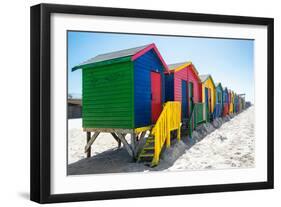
[
  {"left": 68, "top": 113, "right": 240, "bottom": 175},
  {"left": 67, "top": 134, "right": 207, "bottom": 175}
]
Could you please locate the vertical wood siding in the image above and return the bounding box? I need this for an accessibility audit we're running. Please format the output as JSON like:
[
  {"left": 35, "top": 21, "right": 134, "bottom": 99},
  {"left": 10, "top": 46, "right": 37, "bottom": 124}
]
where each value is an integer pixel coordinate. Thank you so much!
[
  {"left": 173, "top": 66, "right": 201, "bottom": 104},
  {"left": 134, "top": 49, "right": 165, "bottom": 128},
  {"left": 165, "top": 73, "right": 174, "bottom": 101},
  {"left": 82, "top": 60, "right": 134, "bottom": 129},
  {"left": 223, "top": 88, "right": 229, "bottom": 104},
  {"left": 216, "top": 86, "right": 223, "bottom": 104},
  {"left": 186, "top": 65, "right": 202, "bottom": 103},
  {"left": 201, "top": 78, "right": 216, "bottom": 113},
  {"left": 214, "top": 85, "right": 223, "bottom": 118},
  {"left": 174, "top": 68, "right": 186, "bottom": 103}
]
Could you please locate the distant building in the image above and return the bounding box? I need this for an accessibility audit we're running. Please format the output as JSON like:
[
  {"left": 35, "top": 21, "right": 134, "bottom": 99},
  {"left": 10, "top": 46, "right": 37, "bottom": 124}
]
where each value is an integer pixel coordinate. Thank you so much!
[
  {"left": 68, "top": 99, "right": 82, "bottom": 119},
  {"left": 245, "top": 101, "right": 252, "bottom": 108}
]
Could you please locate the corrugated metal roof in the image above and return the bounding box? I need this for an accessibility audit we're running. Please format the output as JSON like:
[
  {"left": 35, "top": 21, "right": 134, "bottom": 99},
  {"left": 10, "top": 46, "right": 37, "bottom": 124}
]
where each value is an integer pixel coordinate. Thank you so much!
[
  {"left": 168, "top": 62, "right": 188, "bottom": 70},
  {"left": 216, "top": 82, "right": 221, "bottom": 87},
  {"left": 74, "top": 44, "right": 150, "bottom": 69},
  {"left": 216, "top": 82, "right": 223, "bottom": 91},
  {"left": 199, "top": 74, "right": 210, "bottom": 82}
]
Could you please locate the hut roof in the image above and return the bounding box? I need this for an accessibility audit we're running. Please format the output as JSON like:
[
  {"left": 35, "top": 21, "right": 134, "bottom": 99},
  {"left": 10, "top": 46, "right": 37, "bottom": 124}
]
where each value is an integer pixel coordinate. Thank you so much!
[
  {"left": 216, "top": 82, "right": 223, "bottom": 90},
  {"left": 199, "top": 74, "right": 210, "bottom": 82},
  {"left": 168, "top": 62, "right": 190, "bottom": 70},
  {"left": 199, "top": 74, "right": 216, "bottom": 87},
  {"left": 72, "top": 43, "right": 168, "bottom": 71},
  {"left": 167, "top": 61, "right": 199, "bottom": 74},
  {"left": 78, "top": 45, "right": 149, "bottom": 67}
]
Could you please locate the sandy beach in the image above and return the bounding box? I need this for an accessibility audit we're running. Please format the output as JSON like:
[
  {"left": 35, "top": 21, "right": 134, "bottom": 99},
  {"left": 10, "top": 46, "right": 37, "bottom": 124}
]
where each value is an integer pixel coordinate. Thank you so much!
[{"left": 67, "top": 106, "right": 255, "bottom": 175}]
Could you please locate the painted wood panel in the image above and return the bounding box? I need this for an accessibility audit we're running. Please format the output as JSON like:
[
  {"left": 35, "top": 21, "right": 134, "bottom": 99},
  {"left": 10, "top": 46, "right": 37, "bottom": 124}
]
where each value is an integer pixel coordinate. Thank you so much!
[
  {"left": 164, "top": 73, "right": 174, "bottom": 101},
  {"left": 186, "top": 65, "right": 202, "bottom": 103},
  {"left": 133, "top": 49, "right": 165, "bottom": 128},
  {"left": 201, "top": 77, "right": 216, "bottom": 113},
  {"left": 82, "top": 60, "right": 134, "bottom": 129}
]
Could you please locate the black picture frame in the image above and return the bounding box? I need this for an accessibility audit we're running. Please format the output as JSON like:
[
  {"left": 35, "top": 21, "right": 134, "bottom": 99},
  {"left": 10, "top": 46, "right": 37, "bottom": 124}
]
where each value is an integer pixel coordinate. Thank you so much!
[{"left": 30, "top": 3, "right": 274, "bottom": 204}]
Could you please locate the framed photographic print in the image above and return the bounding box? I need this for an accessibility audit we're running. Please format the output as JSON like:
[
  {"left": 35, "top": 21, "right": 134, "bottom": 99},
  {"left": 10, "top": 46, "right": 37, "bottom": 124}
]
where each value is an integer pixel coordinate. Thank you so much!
[{"left": 30, "top": 3, "right": 274, "bottom": 203}]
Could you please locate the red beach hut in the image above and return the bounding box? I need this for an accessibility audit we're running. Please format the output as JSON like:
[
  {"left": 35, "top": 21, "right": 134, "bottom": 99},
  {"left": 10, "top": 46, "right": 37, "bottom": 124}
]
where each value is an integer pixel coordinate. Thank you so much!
[{"left": 165, "top": 62, "right": 205, "bottom": 137}]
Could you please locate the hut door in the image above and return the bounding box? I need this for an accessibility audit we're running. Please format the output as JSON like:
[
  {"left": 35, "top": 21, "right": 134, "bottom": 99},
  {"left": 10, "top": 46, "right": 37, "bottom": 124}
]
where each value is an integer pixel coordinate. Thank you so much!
[
  {"left": 208, "top": 88, "right": 212, "bottom": 112},
  {"left": 181, "top": 80, "right": 187, "bottom": 119},
  {"left": 151, "top": 72, "right": 162, "bottom": 124},
  {"left": 205, "top": 87, "right": 209, "bottom": 109},
  {"left": 188, "top": 82, "right": 194, "bottom": 117}
]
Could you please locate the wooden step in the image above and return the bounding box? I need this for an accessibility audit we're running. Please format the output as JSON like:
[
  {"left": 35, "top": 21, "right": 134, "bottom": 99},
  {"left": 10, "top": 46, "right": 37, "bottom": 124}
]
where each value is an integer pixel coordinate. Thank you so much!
[
  {"left": 143, "top": 146, "right": 154, "bottom": 150},
  {"left": 138, "top": 154, "right": 154, "bottom": 162},
  {"left": 143, "top": 142, "right": 154, "bottom": 149},
  {"left": 139, "top": 152, "right": 154, "bottom": 158},
  {"left": 137, "top": 135, "right": 156, "bottom": 164},
  {"left": 146, "top": 138, "right": 155, "bottom": 143}
]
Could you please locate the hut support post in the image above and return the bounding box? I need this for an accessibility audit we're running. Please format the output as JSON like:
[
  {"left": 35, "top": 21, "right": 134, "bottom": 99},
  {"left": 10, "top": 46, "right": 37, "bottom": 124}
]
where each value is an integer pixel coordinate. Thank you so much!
[
  {"left": 115, "top": 133, "right": 133, "bottom": 157},
  {"left": 135, "top": 131, "right": 147, "bottom": 157},
  {"left": 86, "top": 132, "right": 91, "bottom": 158},
  {"left": 85, "top": 132, "right": 100, "bottom": 157},
  {"left": 110, "top": 133, "right": 122, "bottom": 148},
  {"left": 131, "top": 133, "right": 137, "bottom": 159}
]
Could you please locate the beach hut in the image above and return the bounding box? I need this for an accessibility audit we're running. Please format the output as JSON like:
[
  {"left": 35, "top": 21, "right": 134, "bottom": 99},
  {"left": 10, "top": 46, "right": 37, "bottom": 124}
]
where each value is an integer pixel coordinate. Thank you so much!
[
  {"left": 231, "top": 90, "right": 235, "bottom": 113},
  {"left": 238, "top": 94, "right": 246, "bottom": 112},
  {"left": 234, "top": 93, "right": 239, "bottom": 113},
  {"left": 165, "top": 62, "right": 202, "bottom": 119},
  {"left": 238, "top": 96, "right": 241, "bottom": 112},
  {"left": 72, "top": 43, "right": 181, "bottom": 166},
  {"left": 165, "top": 62, "right": 204, "bottom": 136},
  {"left": 199, "top": 74, "right": 216, "bottom": 121},
  {"left": 222, "top": 87, "right": 229, "bottom": 116},
  {"left": 214, "top": 83, "right": 223, "bottom": 118},
  {"left": 228, "top": 89, "right": 234, "bottom": 114}
]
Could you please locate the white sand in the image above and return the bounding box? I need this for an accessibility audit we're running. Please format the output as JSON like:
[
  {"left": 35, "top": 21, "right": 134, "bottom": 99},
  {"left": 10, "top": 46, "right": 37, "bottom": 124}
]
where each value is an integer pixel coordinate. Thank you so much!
[
  {"left": 167, "top": 106, "right": 255, "bottom": 171},
  {"left": 67, "top": 107, "right": 255, "bottom": 175}
]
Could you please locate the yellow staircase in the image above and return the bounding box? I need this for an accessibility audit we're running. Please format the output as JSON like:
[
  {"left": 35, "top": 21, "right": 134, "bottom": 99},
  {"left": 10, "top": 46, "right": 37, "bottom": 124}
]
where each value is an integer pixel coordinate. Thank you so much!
[{"left": 138, "top": 102, "right": 181, "bottom": 166}]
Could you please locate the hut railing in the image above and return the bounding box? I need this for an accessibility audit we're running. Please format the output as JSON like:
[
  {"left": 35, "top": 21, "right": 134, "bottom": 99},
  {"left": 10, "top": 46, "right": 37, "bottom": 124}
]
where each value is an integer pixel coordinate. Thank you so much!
[{"left": 151, "top": 101, "right": 181, "bottom": 166}]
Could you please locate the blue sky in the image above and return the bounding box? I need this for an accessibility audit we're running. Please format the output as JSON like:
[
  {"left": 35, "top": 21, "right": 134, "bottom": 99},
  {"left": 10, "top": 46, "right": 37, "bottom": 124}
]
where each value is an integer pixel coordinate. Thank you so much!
[{"left": 68, "top": 31, "right": 254, "bottom": 103}]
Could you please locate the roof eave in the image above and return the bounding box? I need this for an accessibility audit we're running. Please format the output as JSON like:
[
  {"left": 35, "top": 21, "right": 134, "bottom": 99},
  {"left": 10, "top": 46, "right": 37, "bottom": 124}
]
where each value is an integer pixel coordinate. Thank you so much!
[
  {"left": 131, "top": 43, "right": 169, "bottom": 72},
  {"left": 72, "top": 56, "right": 132, "bottom": 71}
]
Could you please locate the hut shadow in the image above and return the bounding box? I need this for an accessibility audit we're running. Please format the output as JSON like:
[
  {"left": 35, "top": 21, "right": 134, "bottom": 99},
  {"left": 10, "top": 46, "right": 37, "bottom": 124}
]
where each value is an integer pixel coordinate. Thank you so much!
[
  {"left": 67, "top": 133, "right": 213, "bottom": 175},
  {"left": 68, "top": 115, "right": 237, "bottom": 175},
  {"left": 68, "top": 147, "right": 150, "bottom": 175}
]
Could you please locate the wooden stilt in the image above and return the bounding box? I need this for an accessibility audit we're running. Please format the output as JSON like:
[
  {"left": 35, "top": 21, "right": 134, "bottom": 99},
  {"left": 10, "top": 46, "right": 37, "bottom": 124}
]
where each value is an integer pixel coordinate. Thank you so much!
[
  {"left": 131, "top": 133, "right": 137, "bottom": 158},
  {"left": 85, "top": 132, "right": 100, "bottom": 154},
  {"left": 116, "top": 133, "right": 133, "bottom": 157},
  {"left": 111, "top": 133, "right": 122, "bottom": 148},
  {"left": 86, "top": 132, "right": 91, "bottom": 158},
  {"left": 139, "top": 131, "right": 146, "bottom": 141},
  {"left": 135, "top": 131, "right": 148, "bottom": 157},
  {"left": 118, "top": 139, "right": 121, "bottom": 148}
]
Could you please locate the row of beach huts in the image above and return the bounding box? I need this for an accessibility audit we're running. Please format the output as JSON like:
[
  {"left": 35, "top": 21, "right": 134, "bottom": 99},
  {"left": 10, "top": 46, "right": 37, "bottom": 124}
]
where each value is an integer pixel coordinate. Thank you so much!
[{"left": 72, "top": 43, "right": 247, "bottom": 166}]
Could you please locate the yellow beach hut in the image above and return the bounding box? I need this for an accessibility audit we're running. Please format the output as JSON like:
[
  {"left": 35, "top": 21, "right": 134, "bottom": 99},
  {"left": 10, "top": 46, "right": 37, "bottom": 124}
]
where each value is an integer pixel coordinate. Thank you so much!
[
  {"left": 228, "top": 89, "right": 234, "bottom": 114},
  {"left": 199, "top": 74, "right": 216, "bottom": 121},
  {"left": 232, "top": 91, "right": 235, "bottom": 113}
]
